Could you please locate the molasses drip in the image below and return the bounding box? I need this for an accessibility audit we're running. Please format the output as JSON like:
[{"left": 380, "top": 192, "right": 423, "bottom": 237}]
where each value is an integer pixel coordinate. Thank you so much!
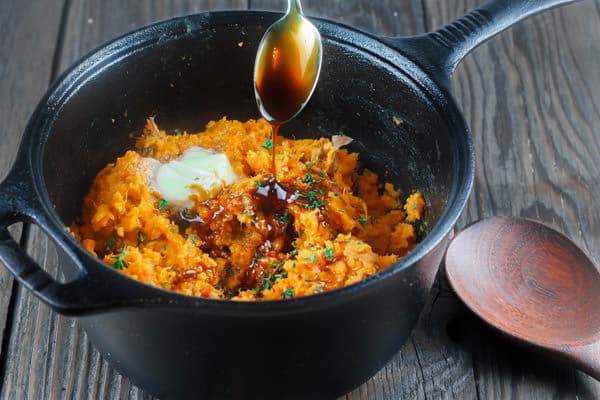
[{"left": 252, "top": 177, "right": 299, "bottom": 254}]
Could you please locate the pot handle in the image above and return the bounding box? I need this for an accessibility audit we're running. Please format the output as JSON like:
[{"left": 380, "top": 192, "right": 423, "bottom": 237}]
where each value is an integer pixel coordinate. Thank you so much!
[
  {"left": 0, "top": 168, "right": 151, "bottom": 316},
  {"left": 382, "top": 0, "right": 580, "bottom": 89}
]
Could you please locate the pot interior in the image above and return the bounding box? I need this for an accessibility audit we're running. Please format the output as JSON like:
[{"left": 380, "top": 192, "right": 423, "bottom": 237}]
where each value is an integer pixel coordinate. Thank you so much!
[{"left": 42, "top": 12, "right": 457, "bottom": 245}]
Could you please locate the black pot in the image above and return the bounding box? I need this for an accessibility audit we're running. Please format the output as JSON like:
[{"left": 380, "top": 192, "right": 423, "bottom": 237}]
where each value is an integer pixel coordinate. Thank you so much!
[{"left": 0, "top": 0, "right": 577, "bottom": 398}]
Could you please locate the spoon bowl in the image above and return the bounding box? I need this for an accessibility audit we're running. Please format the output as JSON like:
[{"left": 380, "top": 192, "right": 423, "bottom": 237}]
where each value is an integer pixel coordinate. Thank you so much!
[
  {"left": 446, "top": 217, "right": 600, "bottom": 379},
  {"left": 253, "top": 0, "right": 322, "bottom": 124}
]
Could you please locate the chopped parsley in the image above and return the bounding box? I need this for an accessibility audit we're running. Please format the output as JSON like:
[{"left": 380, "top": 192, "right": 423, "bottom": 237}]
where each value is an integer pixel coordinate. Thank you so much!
[
  {"left": 254, "top": 252, "right": 265, "bottom": 261},
  {"left": 258, "top": 262, "right": 287, "bottom": 291},
  {"left": 256, "top": 180, "right": 265, "bottom": 187},
  {"left": 287, "top": 249, "right": 298, "bottom": 257},
  {"left": 314, "top": 286, "right": 323, "bottom": 293},
  {"left": 303, "top": 173, "right": 315, "bottom": 185},
  {"left": 158, "top": 199, "right": 168, "bottom": 211},
  {"left": 359, "top": 217, "right": 368, "bottom": 226},
  {"left": 325, "top": 247, "right": 334, "bottom": 260},
  {"left": 106, "top": 236, "right": 116, "bottom": 249},
  {"left": 304, "top": 199, "right": 325, "bottom": 210},
  {"left": 275, "top": 213, "right": 290, "bottom": 224},
  {"left": 318, "top": 170, "right": 326, "bottom": 178},
  {"left": 282, "top": 288, "right": 294, "bottom": 299},
  {"left": 309, "top": 253, "right": 318, "bottom": 263},
  {"left": 111, "top": 248, "right": 128, "bottom": 270},
  {"left": 188, "top": 234, "right": 199, "bottom": 246},
  {"left": 261, "top": 138, "right": 273, "bottom": 150},
  {"left": 304, "top": 162, "right": 315, "bottom": 169},
  {"left": 308, "top": 191, "right": 317, "bottom": 200}
]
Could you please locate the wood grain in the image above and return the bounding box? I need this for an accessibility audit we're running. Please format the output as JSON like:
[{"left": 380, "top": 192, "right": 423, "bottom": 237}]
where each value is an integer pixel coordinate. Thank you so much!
[
  {"left": 2, "top": 0, "right": 600, "bottom": 399},
  {"left": 0, "top": 0, "right": 66, "bottom": 387}
]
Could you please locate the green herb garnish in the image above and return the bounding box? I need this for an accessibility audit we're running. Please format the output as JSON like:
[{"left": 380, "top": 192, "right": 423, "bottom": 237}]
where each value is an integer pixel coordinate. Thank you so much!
[
  {"left": 111, "top": 248, "right": 128, "bottom": 270},
  {"left": 275, "top": 213, "right": 290, "bottom": 224},
  {"left": 314, "top": 286, "right": 323, "bottom": 293},
  {"left": 158, "top": 199, "right": 168, "bottom": 211},
  {"left": 304, "top": 162, "right": 315, "bottom": 169},
  {"left": 282, "top": 288, "right": 294, "bottom": 299},
  {"left": 256, "top": 180, "right": 265, "bottom": 187},
  {"left": 309, "top": 253, "right": 318, "bottom": 263},
  {"left": 325, "top": 247, "right": 334, "bottom": 260},
  {"left": 318, "top": 170, "right": 326, "bottom": 178},
  {"left": 359, "top": 217, "right": 368, "bottom": 226},
  {"left": 188, "top": 234, "right": 199, "bottom": 246},
  {"left": 261, "top": 138, "right": 273, "bottom": 150},
  {"left": 304, "top": 199, "right": 325, "bottom": 210},
  {"left": 106, "top": 236, "right": 116, "bottom": 249}
]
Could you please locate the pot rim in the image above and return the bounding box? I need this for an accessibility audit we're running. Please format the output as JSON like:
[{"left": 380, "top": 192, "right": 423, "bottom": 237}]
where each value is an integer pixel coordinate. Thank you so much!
[{"left": 22, "top": 10, "right": 474, "bottom": 312}]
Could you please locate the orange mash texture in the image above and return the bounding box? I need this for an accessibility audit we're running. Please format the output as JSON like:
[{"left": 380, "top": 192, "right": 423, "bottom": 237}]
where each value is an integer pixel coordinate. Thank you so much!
[{"left": 71, "top": 117, "right": 425, "bottom": 300}]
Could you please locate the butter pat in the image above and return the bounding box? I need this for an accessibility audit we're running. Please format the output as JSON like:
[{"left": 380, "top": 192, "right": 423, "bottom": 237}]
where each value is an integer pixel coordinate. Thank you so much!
[{"left": 154, "top": 147, "right": 238, "bottom": 206}]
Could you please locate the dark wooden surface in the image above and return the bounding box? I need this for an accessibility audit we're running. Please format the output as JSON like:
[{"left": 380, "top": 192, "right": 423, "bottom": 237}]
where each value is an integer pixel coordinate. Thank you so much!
[{"left": 1, "top": 0, "right": 599, "bottom": 398}]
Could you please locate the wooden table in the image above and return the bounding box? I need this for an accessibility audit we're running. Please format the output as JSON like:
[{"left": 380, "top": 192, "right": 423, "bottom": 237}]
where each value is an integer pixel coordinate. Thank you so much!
[{"left": 1, "top": 1, "right": 599, "bottom": 398}]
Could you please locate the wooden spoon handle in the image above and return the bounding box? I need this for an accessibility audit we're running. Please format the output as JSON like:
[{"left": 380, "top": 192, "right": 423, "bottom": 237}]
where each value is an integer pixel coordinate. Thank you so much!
[{"left": 563, "top": 341, "right": 600, "bottom": 380}]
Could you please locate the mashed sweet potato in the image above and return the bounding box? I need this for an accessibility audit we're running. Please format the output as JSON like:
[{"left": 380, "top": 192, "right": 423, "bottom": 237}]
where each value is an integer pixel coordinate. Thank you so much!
[{"left": 71, "top": 117, "right": 425, "bottom": 300}]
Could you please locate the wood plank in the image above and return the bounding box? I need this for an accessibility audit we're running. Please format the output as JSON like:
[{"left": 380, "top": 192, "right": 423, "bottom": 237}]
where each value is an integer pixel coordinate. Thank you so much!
[
  {"left": 0, "top": 0, "right": 66, "bottom": 388},
  {"left": 249, "top": 0, "right": 426, "bottom": 36},
  {"left": 424, "top": 0, "right": 600, "bottom": 398},
  {"left": 0, "top": 2, "right": 247, "bottom": 399}
]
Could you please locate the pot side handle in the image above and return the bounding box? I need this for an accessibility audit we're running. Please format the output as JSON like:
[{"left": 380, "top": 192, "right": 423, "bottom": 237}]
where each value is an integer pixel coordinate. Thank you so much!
[
  {"left": 0, "top": 169, "right": 151, "bottom": 316},
  {"left": 382, "top": 0, "right": 580, "bottom": 89}
]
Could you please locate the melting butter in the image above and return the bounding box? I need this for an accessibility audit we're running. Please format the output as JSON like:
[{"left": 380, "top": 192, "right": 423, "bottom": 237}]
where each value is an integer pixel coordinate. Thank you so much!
[{"left": 153, "top": 147, "right": 238, "bottom": 206}]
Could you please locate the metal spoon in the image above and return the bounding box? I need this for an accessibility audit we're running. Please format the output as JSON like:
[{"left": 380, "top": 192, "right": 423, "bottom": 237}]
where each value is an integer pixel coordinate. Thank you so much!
[
  {"left": 253, "top": 0, "right": 322, "bottom": 124},
  {"left": 445, "top": 217, "right": 600, "bottom": 380}
]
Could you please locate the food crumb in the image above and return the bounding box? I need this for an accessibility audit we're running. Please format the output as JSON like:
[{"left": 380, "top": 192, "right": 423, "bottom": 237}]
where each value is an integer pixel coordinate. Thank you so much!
[
  {"left": 238, "top": 41, "right": 244, "bottom": 47},
  {"left": 392, "top": 116, "right": 403, "bottom": 126},
  {"left": 111, "top": 118, "right": 116, "bottom": 124}
]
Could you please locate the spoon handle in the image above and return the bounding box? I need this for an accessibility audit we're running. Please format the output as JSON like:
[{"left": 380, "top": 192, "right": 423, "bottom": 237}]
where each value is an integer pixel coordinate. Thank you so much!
[
  {"left": 288, "top": 0, "right": 303, "bottom": 15},
  {"left": 563, "top": 341, "right": 600, "bottom": 380}
]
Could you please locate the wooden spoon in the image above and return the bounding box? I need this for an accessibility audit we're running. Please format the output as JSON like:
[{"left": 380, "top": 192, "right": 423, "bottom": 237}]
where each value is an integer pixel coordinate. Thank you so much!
[{"left": 445, "top": 216, "right": 600, "bottom": 379}]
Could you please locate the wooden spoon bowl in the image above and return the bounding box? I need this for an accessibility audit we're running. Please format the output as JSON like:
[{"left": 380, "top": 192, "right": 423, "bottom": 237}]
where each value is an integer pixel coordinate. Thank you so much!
[{"left": 446, "top": 217, "right": 600, "bottom": 379}]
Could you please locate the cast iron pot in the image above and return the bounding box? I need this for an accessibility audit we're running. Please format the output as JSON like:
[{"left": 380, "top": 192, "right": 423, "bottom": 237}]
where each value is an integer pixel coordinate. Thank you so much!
[{"left": 0, "top": 0, "right": 577, "bottom": 398}]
